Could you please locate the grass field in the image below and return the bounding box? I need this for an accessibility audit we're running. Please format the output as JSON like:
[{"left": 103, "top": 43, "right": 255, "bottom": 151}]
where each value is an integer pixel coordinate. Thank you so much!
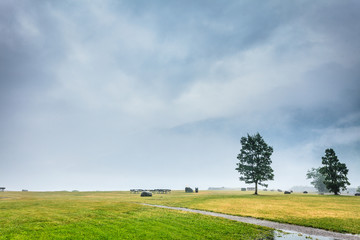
[
  {"left": 1, "top": 190, "right": 359, "bottom": 239},
  {"left": 0, "top": 191, "right": 273, "bottom": 239},
  {"left": 136, "top": 190, "right": 360, "bottom": 234}
]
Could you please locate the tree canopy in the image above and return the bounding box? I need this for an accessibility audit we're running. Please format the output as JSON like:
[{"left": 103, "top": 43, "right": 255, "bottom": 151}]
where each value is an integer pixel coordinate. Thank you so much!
[
  {"left": 306, "top": 167, "right": 328, "bottom": 193},
  {"left": 319, "top": 148, "right": 350, "bottom": 195},
  {"left": 236, "top": 133, "right": 274, "bottom": 195}
]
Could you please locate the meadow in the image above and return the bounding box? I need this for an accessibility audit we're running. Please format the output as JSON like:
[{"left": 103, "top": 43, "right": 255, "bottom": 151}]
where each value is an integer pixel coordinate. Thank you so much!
[
  {"left": 0, "top": 190, "right": 359, "bottom": 239},
  {"left": 137, "top": 190, "right": 360, "bottom": 234},
  {"left": 0, "top": 191, "right": 272, "bottom": 239}
]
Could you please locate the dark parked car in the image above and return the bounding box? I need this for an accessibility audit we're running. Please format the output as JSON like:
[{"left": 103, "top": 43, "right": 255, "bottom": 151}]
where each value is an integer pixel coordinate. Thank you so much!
[{"left": 140, "top": 191, "right": 152, "bottom": 197}]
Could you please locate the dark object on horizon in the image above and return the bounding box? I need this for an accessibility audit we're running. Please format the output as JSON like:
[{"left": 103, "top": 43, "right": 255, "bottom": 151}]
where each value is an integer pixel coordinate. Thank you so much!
[
  {"left": 22, "top": 189, "right": 28, "bottom": 192},
  {"left": 241, "top": 188, "right": 246, "bottom": 191},
  {"left": 185, "top": 187, "right": 194, "bottom": 193},
  {"left": 208, "top": 187, "right": 226, "bottom": 190},
  {"left": 140, "top": 191, "right": 152, "bottom": 197},
  {"left": 319, "top": 192, "right": 324, "bottom": 195},
  {"left": 277, "top": 189, "right": 282, "bottom": 192},
  {"left": 153, "top": 189, "right": 171, "bottom": 194},
  {"left": 0, "top": 187, "right": 5, "bottom": 192},
  {"left": 195, "top": 187, "right": 198, "bottom": 193},
  {"left": 284, "top": 191, "right": 291, "bottom": 194},
  {"left": 130, "top": 189, "right": 171, "bottom": 194},
  {"left": 303, "top": 191, "right": 308, "bottom": 194},
  {"left": 263, "top": 189, "right": 268, "bottom": 191},
  {"left": 355, "top": 193, "right": 360, "bottom": 196},
  {"left": 236, "top": 133, "right": 274, "bottom": 195}
]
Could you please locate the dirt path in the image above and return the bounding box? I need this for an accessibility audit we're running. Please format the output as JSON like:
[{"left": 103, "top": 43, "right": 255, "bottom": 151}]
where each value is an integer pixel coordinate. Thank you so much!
[{"left": 142, "top": 204, "right": 360, "bottom": 240}]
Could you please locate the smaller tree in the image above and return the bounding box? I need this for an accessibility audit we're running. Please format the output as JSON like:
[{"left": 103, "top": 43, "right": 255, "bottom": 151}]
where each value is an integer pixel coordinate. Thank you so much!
[
  {"left": 236, "top": 133, "right": 274, "bottom": 195},
  {"left": 306, "top": 167, "right": 328, "bottom": 193},
  {"left": 319, "top": 148, "right": 350, "bottom": 195},
  {"left": 357, "top": 186, "right": 360, "bottom": 193}
]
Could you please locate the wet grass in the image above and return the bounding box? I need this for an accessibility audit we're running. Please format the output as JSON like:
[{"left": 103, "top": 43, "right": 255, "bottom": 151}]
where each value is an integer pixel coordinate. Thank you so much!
[
  {"left": 0, "top": 191, "right": 273, "bottom": 239},
  {"left": 135, "top": 190, "right": 360, "bottom": 234},
  {"left": 1, "top": 190, "right": 359, "bottom": 238}
]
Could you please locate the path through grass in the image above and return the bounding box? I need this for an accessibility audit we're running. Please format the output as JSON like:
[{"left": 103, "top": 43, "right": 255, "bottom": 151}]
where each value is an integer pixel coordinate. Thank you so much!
[
  {"left": 1, "top": 190, "right": 359, "bottom": 238},
  {"left": 136, "top": 190, "right": 360, "bottom": 234},
  {"left": 0, "top": 191, "right": 273, "bottom": 239}
]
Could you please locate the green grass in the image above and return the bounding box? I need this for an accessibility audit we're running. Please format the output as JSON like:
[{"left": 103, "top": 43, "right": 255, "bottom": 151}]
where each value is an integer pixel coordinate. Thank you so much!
[
  {"left": 134, "top": 190, "right": 360, "bottom": 234},
  {"left": 0, "top": 191, "right": 273, "bottom": 239},
  {"left": 1, "top": 190, "right": 359, "bottom": 239}
]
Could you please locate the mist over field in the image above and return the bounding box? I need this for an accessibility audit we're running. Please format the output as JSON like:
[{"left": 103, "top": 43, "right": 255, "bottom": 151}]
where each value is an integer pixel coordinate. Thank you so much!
[{"left": 1, "top": 0, "right": 359, "bottom": 191}]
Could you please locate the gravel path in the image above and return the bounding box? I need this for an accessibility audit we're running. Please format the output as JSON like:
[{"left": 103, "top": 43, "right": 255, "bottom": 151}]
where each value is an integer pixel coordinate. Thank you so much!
[{"left": 142, "top": 204, "right": 360, "bottom": 240}]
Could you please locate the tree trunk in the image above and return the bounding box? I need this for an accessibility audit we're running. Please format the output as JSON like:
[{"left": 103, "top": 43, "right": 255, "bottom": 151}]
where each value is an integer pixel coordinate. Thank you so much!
[{"left": 254, "top": 181, "right": 258, "bottom": 195}]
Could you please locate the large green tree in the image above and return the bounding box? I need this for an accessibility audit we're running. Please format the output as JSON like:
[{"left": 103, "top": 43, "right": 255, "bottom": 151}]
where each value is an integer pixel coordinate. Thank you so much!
[
  {"left": 319, "top": 148, "right": 350, "bottom": 195},
  {"left": 236, "top": 133, "right": 274, "bottom": 195},
  {"left": 306, "top": 167, "right": 328, "bottom": 193}
]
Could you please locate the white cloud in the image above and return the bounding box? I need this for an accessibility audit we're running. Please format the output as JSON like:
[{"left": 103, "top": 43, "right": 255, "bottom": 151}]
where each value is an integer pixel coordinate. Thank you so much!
[
  {"left": 316, "top": 126, "right": 360, "bottom": 146},
  {"left": 17, "top": 13, "right": 41, "bottom": 39},
  {"left": 39, "top": 0, "right": 355, "bottom": 132},
  {"left": 171, "top": 23, "right": 341, "bottom": 126},
  {"left": 1, "top": 0, "right": 359, "bottom": 190}
]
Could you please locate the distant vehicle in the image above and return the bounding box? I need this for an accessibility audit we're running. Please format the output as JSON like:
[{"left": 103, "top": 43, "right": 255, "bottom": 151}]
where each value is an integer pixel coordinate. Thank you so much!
[{"left": 140, "top": 191, "right": 152, "bottom": 197}]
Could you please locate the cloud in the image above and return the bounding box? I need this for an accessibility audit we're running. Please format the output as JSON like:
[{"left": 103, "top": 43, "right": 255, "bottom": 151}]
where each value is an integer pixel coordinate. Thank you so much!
[{"left": 1, "top": 0, "right": 359, "bottom": 190}]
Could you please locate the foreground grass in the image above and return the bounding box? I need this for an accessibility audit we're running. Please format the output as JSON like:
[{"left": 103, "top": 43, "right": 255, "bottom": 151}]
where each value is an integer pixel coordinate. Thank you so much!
[
  {"left": 136, "top": 190, "right": 360, "bottom": 234},
  {"left": 0, "top": 191, "right": 273, "bottom": 239},
  {"left": 1, "top": 190, "right": 359, "bottom": 238}
]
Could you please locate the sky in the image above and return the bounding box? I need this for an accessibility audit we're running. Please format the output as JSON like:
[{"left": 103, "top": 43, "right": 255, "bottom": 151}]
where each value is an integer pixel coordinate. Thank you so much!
[{"left": 1, "top": 0, "right": 359, "bottom": 191}]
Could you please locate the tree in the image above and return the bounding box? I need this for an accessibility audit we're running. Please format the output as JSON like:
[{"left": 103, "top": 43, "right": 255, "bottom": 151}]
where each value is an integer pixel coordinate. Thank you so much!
[
  {"left": 306, "top": 167, "right": 328, "bottom": 193},
  {"left": 236, "top": 133, "right": 274, "bottom": 195},
  {"left": 319, "top": 148, "right": 350, "bottom": 195},
  {"left": 356, "top": 186, "right": 360, "bottom": 193}
]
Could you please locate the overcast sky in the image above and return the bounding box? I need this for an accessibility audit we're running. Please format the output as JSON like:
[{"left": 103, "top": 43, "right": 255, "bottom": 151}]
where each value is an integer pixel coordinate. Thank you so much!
[{"left": 1, "top": 0, "right": 359, "bottom": 191}]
